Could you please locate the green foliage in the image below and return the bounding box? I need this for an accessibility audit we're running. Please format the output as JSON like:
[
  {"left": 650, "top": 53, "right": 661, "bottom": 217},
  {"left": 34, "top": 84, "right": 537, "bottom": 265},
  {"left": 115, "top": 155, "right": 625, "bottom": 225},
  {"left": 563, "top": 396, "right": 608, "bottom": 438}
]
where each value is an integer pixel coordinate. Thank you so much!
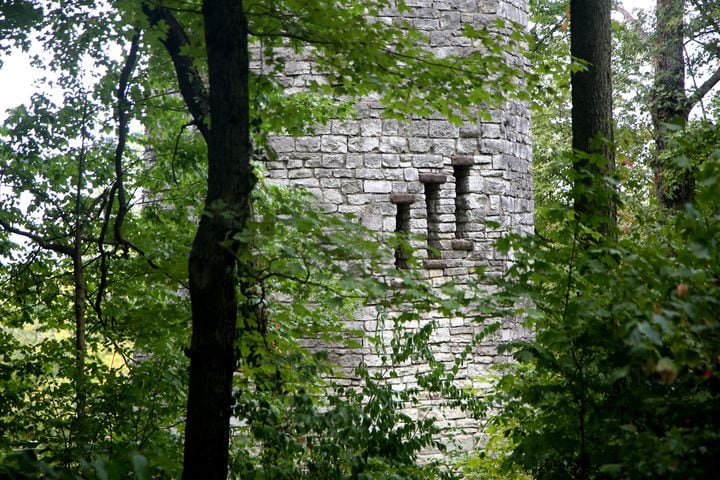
[
  {"left": 657, "top": 120, "right": 720, "bottom": 205},
  {"left": 487, "top": 149, "right": 720, "bottom": 479},
  {"left": 1, "top": 165, "right": 503, "bottom": 477},
  {"left": 0, "top": 1, "right": 43, "bottom": 56},
  {"left": 241, "top": 0, "right": 528, "bottom": 125},
  {"left": 224, "top": 181, "right": 502, "bottom": 479}
]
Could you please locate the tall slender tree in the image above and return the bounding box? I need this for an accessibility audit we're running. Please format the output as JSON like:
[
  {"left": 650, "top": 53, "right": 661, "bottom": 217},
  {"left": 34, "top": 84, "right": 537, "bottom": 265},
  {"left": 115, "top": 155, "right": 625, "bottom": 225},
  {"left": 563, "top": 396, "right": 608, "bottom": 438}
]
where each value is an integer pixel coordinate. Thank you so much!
[
  {"left": 181, "top": 1, "right": 252, "bottom": 478},
  {"left": 652, "top": 0, "right": 690, "bottom": 209},
  {"left": 570, "top": 0, "right": 616, "bottom": 234}
]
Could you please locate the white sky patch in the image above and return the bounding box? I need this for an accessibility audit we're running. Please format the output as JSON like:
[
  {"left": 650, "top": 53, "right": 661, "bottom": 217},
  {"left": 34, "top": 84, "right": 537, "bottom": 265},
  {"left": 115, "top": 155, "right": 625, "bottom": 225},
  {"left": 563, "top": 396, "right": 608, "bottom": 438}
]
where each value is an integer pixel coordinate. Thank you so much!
[
  {"left": 0, "top": 49, "right": 41, "bottom": 123},
  {"left": 621, "top": 0, "right": 654, "bottom": 13},
  {"left": 0, "top": 1, "right": 656, "bottom": 121}
]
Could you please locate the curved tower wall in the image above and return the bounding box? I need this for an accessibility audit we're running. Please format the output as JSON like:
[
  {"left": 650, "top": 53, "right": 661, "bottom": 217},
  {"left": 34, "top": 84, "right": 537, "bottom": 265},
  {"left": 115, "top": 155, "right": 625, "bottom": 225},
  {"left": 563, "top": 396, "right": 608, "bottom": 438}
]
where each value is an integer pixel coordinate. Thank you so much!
[{"left": 258, "top": 0, "right": 532, "bottom": 450}]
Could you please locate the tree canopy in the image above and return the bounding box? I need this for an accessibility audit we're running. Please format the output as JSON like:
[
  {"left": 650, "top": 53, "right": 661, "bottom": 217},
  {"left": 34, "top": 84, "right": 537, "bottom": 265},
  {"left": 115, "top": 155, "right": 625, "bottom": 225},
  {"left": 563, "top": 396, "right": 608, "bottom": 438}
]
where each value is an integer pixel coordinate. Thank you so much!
[{"left": 1, "top": 0, "right": 719, "bottom": 479}]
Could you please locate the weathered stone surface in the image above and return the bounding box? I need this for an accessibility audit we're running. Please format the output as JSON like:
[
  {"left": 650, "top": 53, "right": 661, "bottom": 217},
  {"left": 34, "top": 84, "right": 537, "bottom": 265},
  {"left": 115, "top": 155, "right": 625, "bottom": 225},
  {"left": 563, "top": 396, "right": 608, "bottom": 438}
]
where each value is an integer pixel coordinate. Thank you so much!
[
  {"left": 452, "top": 239, "right": 475, "bottom": 251},
  {"left": 257, "top": 0, "right": 533, "bottom": 456},
  {"left": 423, "top": 258, "right": 447, "bottom": 270},
  {"left": 364, "top": 180, "right": 393, "bottom": 193}
]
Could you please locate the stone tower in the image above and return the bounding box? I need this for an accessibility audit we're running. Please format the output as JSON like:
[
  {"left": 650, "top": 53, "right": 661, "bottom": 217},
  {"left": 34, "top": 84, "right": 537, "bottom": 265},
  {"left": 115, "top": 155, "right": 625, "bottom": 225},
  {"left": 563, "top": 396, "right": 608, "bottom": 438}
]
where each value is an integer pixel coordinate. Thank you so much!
[{"left": 259, "top": 0, "right": 532, "bottom": 450}]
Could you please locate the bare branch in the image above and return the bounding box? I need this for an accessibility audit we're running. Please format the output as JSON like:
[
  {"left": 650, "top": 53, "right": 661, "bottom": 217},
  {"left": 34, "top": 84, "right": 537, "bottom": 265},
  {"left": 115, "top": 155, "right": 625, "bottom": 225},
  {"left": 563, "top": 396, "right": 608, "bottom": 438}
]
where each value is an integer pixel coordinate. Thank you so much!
[
  {"left": 614, "top": 6, "right": 636, "bottom": 23},
  {"left": 687, "top": 64, "right": 720, "bottom": 108},
  {"left": 113, "top": 32, "right": 141, "bottom": 247},
  {"left": 0, "top": 218, "right": 74, "bottom": 256}
]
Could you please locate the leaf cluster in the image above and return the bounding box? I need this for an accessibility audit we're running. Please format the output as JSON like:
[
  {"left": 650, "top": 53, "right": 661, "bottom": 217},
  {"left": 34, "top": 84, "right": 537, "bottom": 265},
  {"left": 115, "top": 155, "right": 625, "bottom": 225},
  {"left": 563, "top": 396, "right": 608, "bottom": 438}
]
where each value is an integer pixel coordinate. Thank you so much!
[{"left": 486, "top": 149, "right": 720, "bottom": 479}]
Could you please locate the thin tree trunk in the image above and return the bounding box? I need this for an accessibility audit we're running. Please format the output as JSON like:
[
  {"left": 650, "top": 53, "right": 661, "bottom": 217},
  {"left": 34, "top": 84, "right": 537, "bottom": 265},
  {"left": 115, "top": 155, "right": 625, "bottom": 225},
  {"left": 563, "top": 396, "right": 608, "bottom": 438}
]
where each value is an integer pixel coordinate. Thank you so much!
[
  {"left": 570, "top": 0, "right": 616, "bottom": 234},
  {"left": 651, "top": 0, "right": 691, "bottom": 209},
  {"left": 70, "top": 101, "right": 89, "bottom": 456},
  {"left": 182, "top": 0, "right": 252, "bottom": 478}
]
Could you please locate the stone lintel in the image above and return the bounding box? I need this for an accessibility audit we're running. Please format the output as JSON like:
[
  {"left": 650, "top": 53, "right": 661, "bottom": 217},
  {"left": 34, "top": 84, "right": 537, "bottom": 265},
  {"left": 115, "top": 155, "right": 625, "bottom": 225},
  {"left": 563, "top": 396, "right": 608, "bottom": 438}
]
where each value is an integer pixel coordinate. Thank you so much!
[
  {"left": 451, "top": 155, "right": 474, "bottom": 166},
  {"left": 423, "top": 259, "right": 447, "bottom": 269},
  {"left": 452, "top": 239, "right": 474, "bottom": 251},
  {"left": 389, "top": 193, "right": 419, "bottom": 204},
  {"left": 418, "top": 173, "right": 448, "bottom": 184}
]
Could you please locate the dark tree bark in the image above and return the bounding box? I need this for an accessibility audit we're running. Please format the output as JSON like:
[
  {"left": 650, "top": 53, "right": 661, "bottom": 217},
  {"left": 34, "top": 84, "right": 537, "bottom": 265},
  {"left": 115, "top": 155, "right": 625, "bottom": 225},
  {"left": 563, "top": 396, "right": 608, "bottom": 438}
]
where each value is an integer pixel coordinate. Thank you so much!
[
  {"left": 181, "top": 0, "right": 252, "bottom": 478},
  {"left": 649, "top": 0, "right": 720, "bottom": 209},
  {"left": 570, "top": 0, "right": 616, "bottom": 234},
  {"left": 651, "top": 0, "right": 691, "bottom": 209}
]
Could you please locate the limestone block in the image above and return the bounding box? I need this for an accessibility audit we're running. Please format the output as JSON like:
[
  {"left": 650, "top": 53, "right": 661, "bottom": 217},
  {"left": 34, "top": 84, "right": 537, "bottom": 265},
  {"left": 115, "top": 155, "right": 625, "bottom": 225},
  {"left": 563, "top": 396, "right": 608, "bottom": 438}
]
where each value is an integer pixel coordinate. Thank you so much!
[
  {"left": 294, "top": 178, "right": 320, "bottom": 187},
  {"left": 364, "top": 180, "right": 393, "bottom": 193},
  {"left": 304, "top": 156, "right": 322, "bottom": 168},
  {"left": 348, "top": 136, "right": 380, "bottom": 153},
  {"left": 321, "top": 154, "right": 345, "bottom": 168},
  {"left": 408, "top": 137, "right": 433, "bottom": 153},
  {"left": 412, "top": 154, "right": 444, "bottom": 168},
  {"left": 295, "top": 136, "right": 321, "bottom": 152},
  {"left": 404, "top": 167, "right": 419, "bottom": 181},
  {"left": 321, "top": 135, "right": 348, "bottom": 153},
  {"left": 347, "top": 194, "right": 372, "bottom": 205},
  {"left": 340, "top": 180, "right": 363, "bottom": 194},
  {"left": 382, "top": 119, "right": 399, "bottom": 135},
  {"left": 381, "top": 154, "right": 401, "bottom": 167},
  {"left": 361, "top": 119, "right": 383, "bottom": 136},
  {"left": 428, "top": 120, "right": 458, "bottom": 138},
  {"left": 323, "top": 189, "right": 343, "bottom": 203},
  {"left": 364, "top": 154, "right": 382, "bottom": 168},
  {"left": 288, "top": 168, "right": 313, "bottom": 179},
  {"left": 356, "top": 168, "right": 385, "bottom": 180},
  {"left": 345, "top": 154, "right": 364, "bottom": 168},
  {"left": 332, "top": 119, "right": 360, "bottom": 135},
  {"left": 457, "top": 138, "right": 478, "bottom": 154},
  {"left": 430, "top": 139, "right": 455, "bottom": 155},
  {"left": 332, "top": 169, "right": 354, "bottom": 178},
  {"left": 379, "top": 136, "right": 408, "bottom": 153},
  {"left": 383, "top": 169, "right": 404, "bottom": 180}
]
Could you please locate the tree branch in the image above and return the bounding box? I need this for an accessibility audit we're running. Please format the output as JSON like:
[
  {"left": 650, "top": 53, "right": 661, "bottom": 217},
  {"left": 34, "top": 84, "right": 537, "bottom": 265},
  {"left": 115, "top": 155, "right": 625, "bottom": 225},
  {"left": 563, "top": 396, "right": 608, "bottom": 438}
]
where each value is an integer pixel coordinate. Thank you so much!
[
  {"left": 142, "top": 3, "right": 210, "bottom": 141},
  {"left": 614, "top": 6, "right": 635, "bottom": 23},
  {"left": 687, "top": 64, "right": 720, "bottom": 108},
  {"left": 690, "top": 0, "right": 720, "bottom": 36},
  {"left": 0, "top": 218, "right": 74, "bottom": 256},
  {"left": 113, "top": 32, "right": 140, "bottom": 247}
]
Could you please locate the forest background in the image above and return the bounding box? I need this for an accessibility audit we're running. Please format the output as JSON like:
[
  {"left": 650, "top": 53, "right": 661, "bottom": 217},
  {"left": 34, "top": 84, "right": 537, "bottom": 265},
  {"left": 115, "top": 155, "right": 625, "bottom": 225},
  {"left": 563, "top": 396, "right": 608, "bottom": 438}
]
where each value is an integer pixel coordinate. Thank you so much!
[{"left": 0, "top": 0, "right": 719, "bottom": 479}]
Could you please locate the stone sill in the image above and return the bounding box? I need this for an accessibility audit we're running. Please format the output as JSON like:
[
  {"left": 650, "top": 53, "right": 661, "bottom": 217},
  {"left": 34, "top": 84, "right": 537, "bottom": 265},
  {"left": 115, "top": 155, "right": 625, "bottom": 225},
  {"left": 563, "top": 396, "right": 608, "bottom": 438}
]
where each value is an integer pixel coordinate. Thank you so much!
[
  {"left": 452, "top": 239, "right": 474, "bottom": 251},
  {"left": 422, "top": 259, "right": 447, "bottom": 269},
  {"left": 451, "top": 155, "right": 474, "bottom": 166},
  {"left": 418, "top": 172, "right": 447, "bottom": 184},
  {"left": 389, "top": 193, "right": 418, "bottom": 204}
]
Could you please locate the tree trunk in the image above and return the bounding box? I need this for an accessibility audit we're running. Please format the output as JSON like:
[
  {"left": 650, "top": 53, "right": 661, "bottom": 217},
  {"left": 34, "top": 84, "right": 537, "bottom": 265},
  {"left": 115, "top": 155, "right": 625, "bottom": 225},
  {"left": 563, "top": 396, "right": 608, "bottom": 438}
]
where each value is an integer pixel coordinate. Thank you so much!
[
  {"left": 182, "top": 0, "right": 252, "bottom": 478},
  {"left": 69, "top": 103, "right": 90, "bottom": 459},
  {"left": 570, "top": 0, "right": 616, "bottom": 234},
  {"left": 651, "top": 0, "right": 691, "bottom": 209}
]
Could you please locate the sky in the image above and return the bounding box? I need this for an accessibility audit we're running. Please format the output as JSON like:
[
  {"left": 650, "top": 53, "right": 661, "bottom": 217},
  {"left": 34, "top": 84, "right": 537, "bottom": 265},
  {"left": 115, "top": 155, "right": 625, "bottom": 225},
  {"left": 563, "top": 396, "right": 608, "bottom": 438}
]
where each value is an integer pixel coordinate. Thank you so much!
[
  {"left": 0, "top": 51, "right": 41, "bottom": 123},
  {"left": 0, "top": 1, "right": 657, "bottom": 124}
]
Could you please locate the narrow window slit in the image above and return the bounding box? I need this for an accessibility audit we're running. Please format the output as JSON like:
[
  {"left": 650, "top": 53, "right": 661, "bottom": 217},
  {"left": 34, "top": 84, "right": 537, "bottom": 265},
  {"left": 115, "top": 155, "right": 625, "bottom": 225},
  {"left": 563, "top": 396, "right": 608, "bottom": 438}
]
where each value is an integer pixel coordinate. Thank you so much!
[
  {"left": 453, "top": 164, "right": 471, "bottom": 239},
  {"left": 390, "top": 193, "right": 417, "bottom": 269},
  {"left": 418, "top": 173, "right": 447, "bottom": 260},
  {"left": 424, "top": 183, "right": 441, "bottom": 259},
  {"left": 394, "top": 202, "right": 411, "bottom": 269},
  {"left": 450, "top": 156, "right": 474, "bottom": 252}
]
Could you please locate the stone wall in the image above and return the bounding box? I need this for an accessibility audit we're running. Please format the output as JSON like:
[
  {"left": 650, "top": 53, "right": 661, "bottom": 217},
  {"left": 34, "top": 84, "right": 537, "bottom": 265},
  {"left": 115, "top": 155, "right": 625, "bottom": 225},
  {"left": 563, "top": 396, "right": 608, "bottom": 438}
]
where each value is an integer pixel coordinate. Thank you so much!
[{"left": 257, "top": 0, "right": 532, "bottom": 452}]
